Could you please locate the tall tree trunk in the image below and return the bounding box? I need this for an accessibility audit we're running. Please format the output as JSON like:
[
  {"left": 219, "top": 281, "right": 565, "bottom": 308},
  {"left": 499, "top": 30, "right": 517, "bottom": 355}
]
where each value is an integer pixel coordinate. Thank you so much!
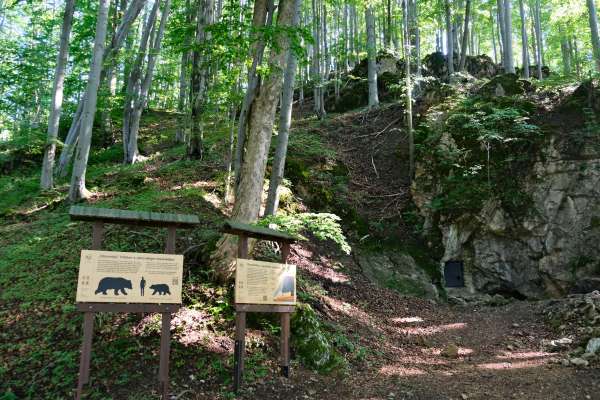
[
  {"left": 503, "top": 0, "right": 515, "bottom": 73},
  {"left": 365, "top": 5, "right": 379, "bottom": 107},
  {"left": 68, "top": 0, "right": 110, "bottom": 202},
  {"left": 533, "top": 0, "right": 543, "bottom": 78},
  {"left": 490, "top": 8, "right": 498, "bottom": 63},
  {"left": 385, "top": 0, "right": 392, "bottom": 48},
  {"left": 497, "top": 0, "right": 505, "bottom": 68},
  {"left": 265, "top": 0, "right": 301, "bottom": 216},
  {"left": 188, "top": 0, "right": 216, "bottom": 159},
  {"left": 518, "top": 0, "right": 529, "bottom": 78},
  {"left": 40, "top": 0, "right": 75, "bottom": 190},
  {"left": 411, "top": 0, "right": 421, "bottom": 76},
  {"left": 588, "top": 0, "right": 600, "bottom": 71},
  {"left": 559, "top": 27, "right": 572, "bottom": 75},
  {"left": 176, "top": 0, "right": 192, "bottom": 143},
  {"left": 123, "top": 0, "right": 159, "bottom": 163},
  {"left": 445, "top": 0, "right": 454, "bottom": 74},
  {"left": 458, "top": 0, "right": 471, "bottom": 70},
  {"left": 402, "top": 0, "right": 414, "bottom": 179},
  {"left": 124, "top": 0, "right": 171, "bottom": 164},
  {"left": 234, "top": 0, "right": 274, "bottom": 182},
  {"left": 57, "top": 0, "right": 145, "bottom": 175},
  {"left": 211, "top": 0, "right": 297, "bottom": 282}
]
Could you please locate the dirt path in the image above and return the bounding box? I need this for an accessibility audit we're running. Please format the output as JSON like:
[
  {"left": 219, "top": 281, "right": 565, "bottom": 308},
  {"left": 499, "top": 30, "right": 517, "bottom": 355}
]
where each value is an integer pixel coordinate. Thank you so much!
[{"left": 224, "top": 247, "right": 600, "bottom": 400}]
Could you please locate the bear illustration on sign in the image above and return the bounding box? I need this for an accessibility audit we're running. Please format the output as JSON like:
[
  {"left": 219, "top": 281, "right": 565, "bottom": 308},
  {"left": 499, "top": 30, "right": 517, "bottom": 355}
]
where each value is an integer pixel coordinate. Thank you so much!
[
  {"left": 95, "top": 277, "right": 132, "bottom": 295},
  {"left": 150, "top": 284, "right": 171, "bottom": 295}
]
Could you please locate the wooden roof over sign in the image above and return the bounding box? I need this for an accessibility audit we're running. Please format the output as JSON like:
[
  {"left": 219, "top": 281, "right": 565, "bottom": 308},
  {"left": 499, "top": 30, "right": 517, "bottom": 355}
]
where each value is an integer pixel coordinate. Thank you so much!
[
  {"left": 69, "top": 206, "right": 200, "bottom": 228},
  {"left": 222, "top": 220, "right": 297, "bottom": 243}
]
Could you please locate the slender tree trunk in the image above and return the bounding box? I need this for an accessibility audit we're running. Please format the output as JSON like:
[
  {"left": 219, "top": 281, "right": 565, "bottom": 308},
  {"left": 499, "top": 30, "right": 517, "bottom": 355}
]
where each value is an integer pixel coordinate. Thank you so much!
[
  {"left": 57, "top": 0, "right": 145, "bottom": 174},
  {"left": 41, "top": 0, "right": 75, "bottom": 190},
  {"left": 503, "top": 0, "right": 514, "bottom": 73},
  {"left": 445, "top": 0, "right": 454, "bottom": 75},
  {"left": 234, "top": 0, "right": 273, "bottom": 182},
  {"left": 123, "top": 0, "right": 159, "bottom": 163},
  {"left": 559, "top": 27, "right": 571, "bottom": 75},
  {"left": 124, "top": 0, "right": 171, "bottom": 164},
  {"left": 572, "top": 37, "right": 582, "bottom": 77},
  {"left": 365, "top": 5, "right": 379, "bottom": 107},
  {"left": 265, "top": 0, "right": 301, "bottom": 216},
  {"left": 402, "top": 0, "right": 414, "bottom": 179},
  {"left": 490, "top": 8, "right": 498, "bottom": 63},
  {"left": 533, "top": 0, "right": 543, "bottom": 78},
  {"left": 176, "top": 0, "right": 192, "bottom": 143},
  {"left": 519, "top": 0, "right": 529, "bottom": 78},
  {"left": 497, "top": 0, "right": 505, "bottom": 68},
  {"left": 68, "top": 0, "right": 110, "bottom": 202},
  {"left": 458, "top": 0, "right": 471, "bottom": 70},
  {"left": 188, "top": 0, "right": 216, "bottom": 159},
  {"left": 588, "top": 0, "right": 600, "bottom": 71},
  {"left": 211, "top": 0, "right": 297, "bottom": 282},
  {"left": 412, "top": 0, "right": 421, "bottom": 76}
]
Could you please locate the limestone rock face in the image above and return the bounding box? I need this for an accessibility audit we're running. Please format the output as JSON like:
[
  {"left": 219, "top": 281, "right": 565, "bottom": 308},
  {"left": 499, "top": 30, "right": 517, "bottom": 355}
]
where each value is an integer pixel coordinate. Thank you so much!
[
  {"left": 356, "top": 251, "right": 439, "bottom": 300},
  {"left": 412, "top": 81, "right": 600, "bottom": 299},
  {"left": 415, "top": 136, "right": 600, "bottom": 298}
]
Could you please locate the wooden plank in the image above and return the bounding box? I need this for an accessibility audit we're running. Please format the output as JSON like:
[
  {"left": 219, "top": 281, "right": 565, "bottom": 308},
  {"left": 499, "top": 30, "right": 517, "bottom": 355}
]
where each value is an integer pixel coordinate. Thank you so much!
[
  {"left": 77, "top": 303, "right": 180, "bottom": 313},
  {"left": 91, "top": 222, "right": 104, "bottom": 250},
  {"left": 75, "top": 312, "right": 94, "bottom": 400},
  {"left": 233, "top": 311, "right": 246, "bottom": 392},
  {"left": 235, "top": 304, "right": 295, "bottom": 313},
  {"left": 223, "top": 220, "right": 297, "bottom": 243},
  {"left": 69, "top": 206, "right": 200, "bottom": 228},
  {"left": 165, "top": 227, "right": 176, "bottom": 254},
  {"left": 237, "top": 235, "right": 248, "bottom": 259},
  {"left": 280, "top": 312, "right": 291, "bottom": 377},
  {"left": 159, "top": 312, "right": 171, "bottom": 399}
]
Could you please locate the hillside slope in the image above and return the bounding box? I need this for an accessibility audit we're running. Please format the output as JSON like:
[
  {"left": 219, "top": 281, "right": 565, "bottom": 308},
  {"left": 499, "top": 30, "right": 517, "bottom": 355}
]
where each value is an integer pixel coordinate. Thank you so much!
[{"left": 1, "top": 87, "right": 599, "bottom": 399}]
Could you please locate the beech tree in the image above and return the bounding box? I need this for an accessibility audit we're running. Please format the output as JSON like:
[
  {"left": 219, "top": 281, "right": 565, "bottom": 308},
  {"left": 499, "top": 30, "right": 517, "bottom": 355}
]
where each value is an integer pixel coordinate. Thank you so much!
[
  {"left": 211, "top": 0, "right": 298, "bottom": 281},
  {"left": 40, "top": 0, "right": 75, "bottom": 190},
  {"left": 588, "top": 0, "right": 600, "bottom": 70},
  {"left": 365, "top": 4, "right": 379, "bottom": 107},
  {"left": 68, "top": 0, "right": 111, "bottom": 202}
]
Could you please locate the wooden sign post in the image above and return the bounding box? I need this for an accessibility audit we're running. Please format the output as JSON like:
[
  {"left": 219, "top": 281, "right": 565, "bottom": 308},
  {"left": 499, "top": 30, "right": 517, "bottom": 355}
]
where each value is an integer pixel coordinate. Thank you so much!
[
  {"left": 221, "top": 221, "right": 297, "bottom": 392},
  {"left": 70, "top": 206, "right": 199, "bottom": 400}
]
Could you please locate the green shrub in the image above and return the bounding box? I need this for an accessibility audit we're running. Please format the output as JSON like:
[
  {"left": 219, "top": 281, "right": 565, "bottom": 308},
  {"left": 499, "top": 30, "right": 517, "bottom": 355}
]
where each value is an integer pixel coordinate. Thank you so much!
[
  {"left": 258, "top": 213, "right": 351, "bottom": 254},
  {"left": 291, "top": 303, "right": 346, "bottom": 373},
  {"left": 416, "top": 95, "right": 542, "bottom": 218}
]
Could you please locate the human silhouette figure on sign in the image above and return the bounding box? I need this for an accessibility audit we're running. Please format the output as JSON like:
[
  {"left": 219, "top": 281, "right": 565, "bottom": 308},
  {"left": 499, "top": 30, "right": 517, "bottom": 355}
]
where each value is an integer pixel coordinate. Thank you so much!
[{"left": 140, "top": 276, "right": 146, "bottom": 296}]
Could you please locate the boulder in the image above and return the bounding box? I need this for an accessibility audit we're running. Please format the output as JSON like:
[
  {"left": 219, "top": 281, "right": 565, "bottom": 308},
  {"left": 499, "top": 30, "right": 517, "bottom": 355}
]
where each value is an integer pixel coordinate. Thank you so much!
[
  {"left": 423, "top": 52, "right": 498, "bottom": 80},
  {"left": 478, "top": 73, "right": 526, "bottom": 97},
  {"left": 357, "top": 251, "right": 438, "bottom": 300},
  {"left": 585, "top": 338, "right": 600, "bottom": 355}
]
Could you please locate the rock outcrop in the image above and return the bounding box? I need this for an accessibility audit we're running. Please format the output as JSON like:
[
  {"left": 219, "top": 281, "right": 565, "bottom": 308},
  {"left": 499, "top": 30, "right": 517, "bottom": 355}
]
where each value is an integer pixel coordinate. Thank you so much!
[
  {"left": 412, "top": 82, "right": 600, "bottom": 299},
  {"left": 356, "top": 251, "right": 439, "bottom": 300}
]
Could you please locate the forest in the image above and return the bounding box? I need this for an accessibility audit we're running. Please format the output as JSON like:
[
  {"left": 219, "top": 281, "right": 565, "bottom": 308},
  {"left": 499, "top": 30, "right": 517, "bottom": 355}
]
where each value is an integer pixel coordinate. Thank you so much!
[{"left": 1, "top": 0, "right": 600, "bottom": 397}]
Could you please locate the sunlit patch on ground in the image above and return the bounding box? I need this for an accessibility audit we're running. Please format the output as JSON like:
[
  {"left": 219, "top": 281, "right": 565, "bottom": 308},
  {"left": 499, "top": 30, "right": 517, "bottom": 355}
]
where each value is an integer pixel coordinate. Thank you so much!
[
  {"left": 291, "top": 251, "right": 350, "bottom": 283},
  {"left": 390, "top": 316, "right": 424, "bottom": 324},
  {"left": 477, "top": 357, "right": 553, "bottom": 370},
  {"left": 496, "top": 351, "right": 554, "bottom": 360},
  {"left": 379, "top": 364, "right": 426, "bottom": 377},
  {"left": 133, "top": 308, "right": 233, "bottom": 353},
  {"left": 420, "top": 347, "right": 474, "bottom": 357},
  {"left": 397, "top": 322, "right": 467, "bottom": 336}
]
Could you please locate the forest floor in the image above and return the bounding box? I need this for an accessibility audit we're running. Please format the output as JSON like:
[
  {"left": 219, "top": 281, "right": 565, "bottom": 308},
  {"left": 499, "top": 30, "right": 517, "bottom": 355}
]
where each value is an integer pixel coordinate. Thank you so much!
[
  {"left": 1, "top": 104, "right": 599, "bottom": 399},
  {"left": 236, "top": 243, "right": 600, "bottom": 400}
]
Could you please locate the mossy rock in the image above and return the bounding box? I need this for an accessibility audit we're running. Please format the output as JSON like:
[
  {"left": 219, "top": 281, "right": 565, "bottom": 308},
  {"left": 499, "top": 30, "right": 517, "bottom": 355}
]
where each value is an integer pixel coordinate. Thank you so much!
[
  {"left": 478, "top": 73, "right": 525, "bottom": 97},
  {"left": 326, "top": 77, "right": 369, "bottom": 113}
]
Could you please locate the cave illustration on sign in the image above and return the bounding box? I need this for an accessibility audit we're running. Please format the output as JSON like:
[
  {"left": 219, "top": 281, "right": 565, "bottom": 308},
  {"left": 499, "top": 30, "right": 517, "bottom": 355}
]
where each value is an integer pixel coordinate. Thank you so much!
[
  {"left": 95, "top": 277, "right": 132, "bottom": 295},
  {"left": 273, "top": 273, "right": 295, "bottom": 302},
  {"left": 150, "top": 284, "right": 171, "bottom": 295}
]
